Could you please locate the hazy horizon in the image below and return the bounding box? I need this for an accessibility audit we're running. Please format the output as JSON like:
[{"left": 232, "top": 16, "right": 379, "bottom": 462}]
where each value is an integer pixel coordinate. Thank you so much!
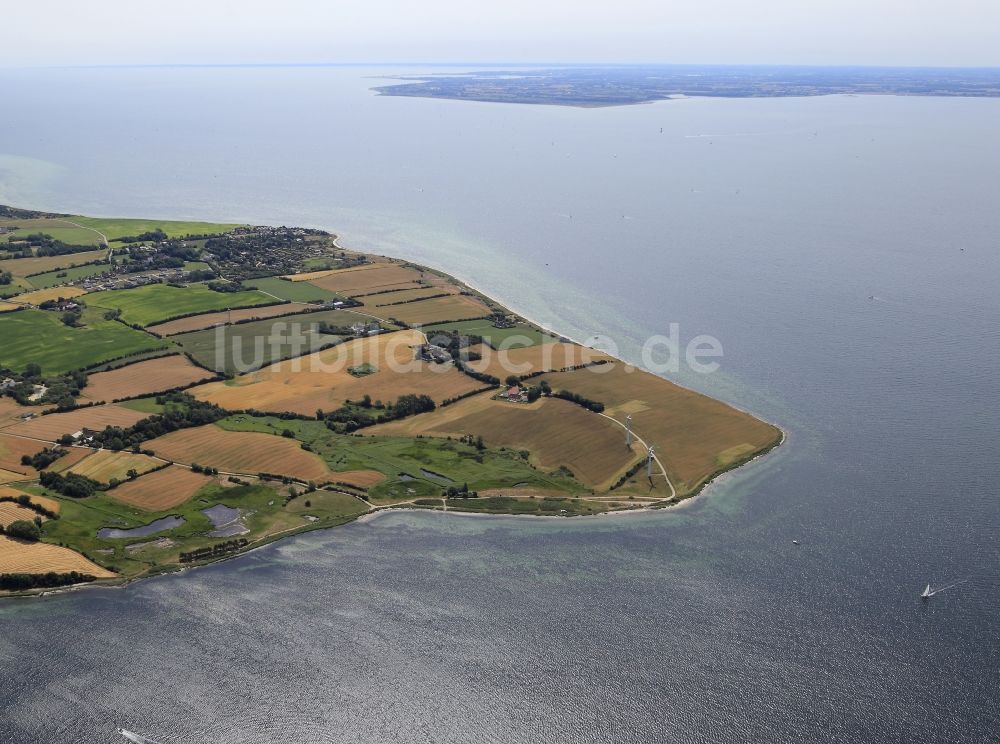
[{"left": 3, "top": 1, "right": 999, "bottom": 69}]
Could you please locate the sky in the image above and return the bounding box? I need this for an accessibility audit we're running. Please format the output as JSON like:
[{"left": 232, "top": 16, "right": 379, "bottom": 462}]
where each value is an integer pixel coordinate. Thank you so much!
[{"left": 3, "top": 0, "right": 999, "bottom": 68}]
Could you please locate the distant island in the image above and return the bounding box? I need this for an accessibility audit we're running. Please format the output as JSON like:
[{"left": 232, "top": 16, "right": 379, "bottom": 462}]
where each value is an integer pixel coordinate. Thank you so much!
[
  {"left": 0, "top": 204, "right": 781, "bottom": 595},
  {"left": 373, "top": 65, "right": 1000, "bottom": 107}
]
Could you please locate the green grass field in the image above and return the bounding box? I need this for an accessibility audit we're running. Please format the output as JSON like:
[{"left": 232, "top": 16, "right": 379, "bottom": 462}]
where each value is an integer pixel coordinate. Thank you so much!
[
  {"left": 0, "top": 277, "right": 34, "bottom": 298},
  {"left": 421, "top": 318, "right": 558, "bottom": 347},
  {"left": 118, "top": 396, "right": 166, "bottom": 414},
  {"left": 34, "top": 479, "right": 367, "bottom": 578},
  {"left": 169, "top": 308, "right": 361, "bottom": 372},
  {"left": 218, "top": 415, "right": 584, "bottom": 498},
  {"left": 251, "top": 275, "right": 341, "bottom": 302},
  {"left": 0, "top": 308, "right": 168, "bottom": 374},
  {"left": 302, "top": 257, "right": 340, "bottom": 271},
  {"left": 1, "top": 226, "right": 104, "bottom": 247},
  {"left": 85, "top": 283, "right": 275, "bottom": 326},
  {"left": 24, "top": 263, "right": 111, "bottom": 289},
  {"left": 69, "top": 216, "right": 242, "bottom": 241}
]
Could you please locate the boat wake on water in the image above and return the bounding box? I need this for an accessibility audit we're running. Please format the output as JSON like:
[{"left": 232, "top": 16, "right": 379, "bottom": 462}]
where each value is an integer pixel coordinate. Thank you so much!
[
  {"left": 118, "top": 729, "right": 162, "bottom": 744},
  {"left": 921, "top": 580, "right": 968, "bottom": 598}
]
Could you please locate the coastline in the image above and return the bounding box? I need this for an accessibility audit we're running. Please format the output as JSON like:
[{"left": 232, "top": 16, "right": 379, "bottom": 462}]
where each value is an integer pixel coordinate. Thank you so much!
[{"left": 0, "top": 210, "right": 785, "bottom": 599}]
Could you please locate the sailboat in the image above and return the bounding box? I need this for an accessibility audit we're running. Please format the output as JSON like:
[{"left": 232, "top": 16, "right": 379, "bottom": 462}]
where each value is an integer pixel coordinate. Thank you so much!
[
  {"left": 118, "top": 729, "right": 161, "bottom": 744},
  {"left": 921, "top": 583, "right": 933, "bottom": 599}
]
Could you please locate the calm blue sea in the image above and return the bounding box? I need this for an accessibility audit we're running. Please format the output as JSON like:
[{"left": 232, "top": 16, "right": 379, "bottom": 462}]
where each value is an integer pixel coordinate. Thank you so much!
[{"left": 0, "top": 66, "right": 997, "bottom": 743}]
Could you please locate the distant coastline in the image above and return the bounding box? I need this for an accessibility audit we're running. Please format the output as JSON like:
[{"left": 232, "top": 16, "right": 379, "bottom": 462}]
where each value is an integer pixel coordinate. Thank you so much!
[{"left": 373, "top": 64, "right": 1000, "bottom": 107}]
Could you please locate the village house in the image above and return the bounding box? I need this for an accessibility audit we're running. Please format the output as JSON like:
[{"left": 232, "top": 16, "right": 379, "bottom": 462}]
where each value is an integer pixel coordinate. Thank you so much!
[
  {"left": 72, "top": 427, "right": 100, "bottom": 445},
  {"left": 500, "top": 385, "right": 528, "bottom": 403},
  {"left": 416, "top": 343, "right": 451, "bottom": 364}
]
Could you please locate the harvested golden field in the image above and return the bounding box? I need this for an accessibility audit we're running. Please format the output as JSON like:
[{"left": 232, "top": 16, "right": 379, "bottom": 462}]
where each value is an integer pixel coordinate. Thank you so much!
[
  {"left": 326, "top": 470, "right": 386, "bottom": 489},
  {"left": 106, "top": 464, "right": 213, "bottom": 511},
  {"left": 0, "top": 436, "right": 93, "bottom": 481},
  {"left": 303, "top": 263, "right": 426, "bottom": 295},
  {"left": 0, "top": 468, "right": 26, "bottom": 485},
  {"left": 379, "top": 294, "right": 492, "bottom": 325},
  {"left": 365, "top": 286, "right": 458, "bottom": 306},
  {"left": 146, "top": 424, "right": 333, "bottom": 481},
  {"left": 350, "top": 282, "right": 425, "bottom": 297},
  {"left": 0, "top": 249, "right": 108, "bottom": 277},
  {"left": 0, "top": 535, "right": 115, "bottom": 577},
  {"left": 0, "top": 501, "right": 46, "bottom": 527},
  {"left": 81, "top": 355, "right": 211, "bottom": 402},
  {"left": 0, "top": 301, "right": 20, "bottom": 312},
  {"left": 190, "top": 329, "right": 482, "bottom": 417},
  {"left": 13, "top": 286, "right": 87, "bottom": 305},
  {"left": 146, "top": 302, "right": 316, "bottom": 336},
  {"left": 0, "top": 486, "right": 61, "bottom": 514},
  {"left": 372, "top": 394, "right": 637, "bottom": 489},
  {"left": 465, "top": 342, "right": 610, "bottom": 380},
  {"left": 7, "top": 404, "right": 148, "bottom": 441},
  {"left": 0, "top": 397, "right": 31, "bottom": 429},
  {"left": 0, "top": 435, "right": 49, "bottom": 478},
  {"left": 65, "top": 450, "right": 161, "bottom": 484},
  {"left": 537, "top": 365, "right": 782, "bottom": 495},
  {"left": 284, "top": 268, "right": 344, "bottom": 282}
]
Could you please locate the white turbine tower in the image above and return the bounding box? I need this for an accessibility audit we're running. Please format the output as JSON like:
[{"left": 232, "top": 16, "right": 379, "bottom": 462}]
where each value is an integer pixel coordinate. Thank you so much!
[
  {"left": 646, "top": 445, "right": 655, "bottom": 479},
  {"left": 625, "top": 414, "right": 633, "bottom": 447}
]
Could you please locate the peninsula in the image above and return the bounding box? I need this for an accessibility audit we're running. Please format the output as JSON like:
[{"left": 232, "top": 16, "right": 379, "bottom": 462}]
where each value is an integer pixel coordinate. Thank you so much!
[
  {"left": 373, "top": 65, "right": 1000, "bottom": 107},
  {"left": 0, "top": 204, "right": 781, "bottom": 594}
]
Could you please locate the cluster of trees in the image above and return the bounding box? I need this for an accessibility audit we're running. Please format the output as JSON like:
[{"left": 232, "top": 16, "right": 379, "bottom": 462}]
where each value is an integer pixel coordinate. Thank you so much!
[
  {"left": 320, "top": 393, "right": 436, "bottom": 433},
  {"left": 61, "top": 309, "right": 82, "bottom": 327},
  {"left": 317, "top": 322, "right": 357, "bottom": 336},
  {"left": 444, "top": 483, "right": 479, "bottom": 499},
  {"left": 0, "top": 571, "right": 96, "bottom": 591},
  {"left": 0, "top": 270, "right": 11, "bottom": 286},
  {"left": 12, "top": 233, "right": 96, "bottom": 257},
  {"left": 20, "top": 447, "right": 67, "bottom": 471},
  {"left": 2, "top": 366, "right": 86, "bottom": 409},
  {"left": 552, "top": 389, "right": 605, "bottom": 413},
  {"left": 118, "top": 241, "right": 199, "bottom": 274},
  {"left": 610, "top": 458, "right": 648, "bottom": 490},
  {"left": 458, "top": 433, "right": 486, "bottom": 451},
  {"left": 179, "top": 538, "right": 248, "bottom": 564},
  {"left": 39, "top": 470, "right": 101, "bottom": 499},
  {"left": 440, "top": 385, "right": 495, "bottom": 408},
  {"left": 0, "top": 493, "right": 58, "bottom": 520},
  {"left": 123, "top": 255, "right": 186, "bottom": 273},
  {"left": 191, "top": 463, "right": 220, "bottom": 475},
  {"left": 83, "top": 392, "right": 228, "bottom": 451},
  {"left": 424, "top": 331, "right": 506, "bottom": 386},
  {"left": 185, "top": 268, "right": 216, "bottom": 282},
  {"left": 454, "top": 359, "right": 500, "bottom": 386},
  {"left": 1, "top": 518, "right": 42, "bottom": 541},
  {"left": 113, "top": 228, "right": 168, "bottom": 243},
  {"left": 206, "top": 280, "right": 255, "bottom": 294}
]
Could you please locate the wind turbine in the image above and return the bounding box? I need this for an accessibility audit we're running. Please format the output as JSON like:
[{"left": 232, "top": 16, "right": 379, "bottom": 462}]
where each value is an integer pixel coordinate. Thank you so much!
[
  {"left": 625, "top": 414, "right": 633, "bottom": 447},
  {"left": 647, "top": 445, "right": 655, "bottom": 479}
]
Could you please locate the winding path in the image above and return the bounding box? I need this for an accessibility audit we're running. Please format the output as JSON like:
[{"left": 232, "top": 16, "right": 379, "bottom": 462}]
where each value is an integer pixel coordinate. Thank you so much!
[{"left": 595, "top": 412, "right": 677, "bottom": 501}]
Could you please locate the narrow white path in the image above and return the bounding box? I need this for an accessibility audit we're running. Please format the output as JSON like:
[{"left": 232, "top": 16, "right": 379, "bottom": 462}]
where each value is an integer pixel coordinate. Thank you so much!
[{"left": 596, "top": 411, "right": 677, "bottom": 501}]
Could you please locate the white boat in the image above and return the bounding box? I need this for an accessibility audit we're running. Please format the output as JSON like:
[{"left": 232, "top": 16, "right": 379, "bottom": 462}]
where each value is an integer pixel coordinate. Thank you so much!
[
  {"left": 921, "top": 583, "right": 933, "bottom": 599},
  {"left": 118, "top": 729, "right": 161, "bottom": 744}
]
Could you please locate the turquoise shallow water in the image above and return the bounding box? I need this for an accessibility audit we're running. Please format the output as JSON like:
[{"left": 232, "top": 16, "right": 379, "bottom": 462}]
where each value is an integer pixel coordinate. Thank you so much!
[{"left": 0, "top": 66, "right": 997, "bottom": 743}]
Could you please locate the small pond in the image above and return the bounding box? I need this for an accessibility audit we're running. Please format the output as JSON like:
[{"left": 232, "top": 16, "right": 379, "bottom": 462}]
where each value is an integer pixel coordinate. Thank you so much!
[
  {"left": 202, "top": 503, "right": 249, "bottom": 537},
  {"left": 97, "top": 516, "right": 185, "bottom": 540},
  {"left": 420, "top": 469, "right": 454, "bottom": 483}
]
